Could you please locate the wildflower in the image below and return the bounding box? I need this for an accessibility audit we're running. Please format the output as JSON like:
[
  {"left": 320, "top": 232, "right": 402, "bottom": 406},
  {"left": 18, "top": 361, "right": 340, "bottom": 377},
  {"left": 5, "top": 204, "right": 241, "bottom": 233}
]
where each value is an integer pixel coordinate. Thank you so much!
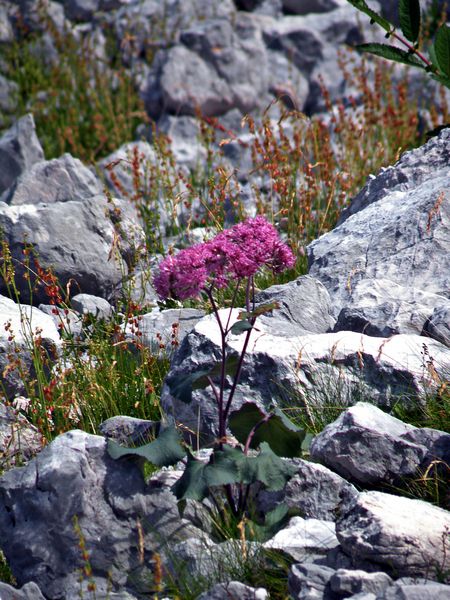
[{"left": 153, "top": 216, "right": 295, "bottom": 301}]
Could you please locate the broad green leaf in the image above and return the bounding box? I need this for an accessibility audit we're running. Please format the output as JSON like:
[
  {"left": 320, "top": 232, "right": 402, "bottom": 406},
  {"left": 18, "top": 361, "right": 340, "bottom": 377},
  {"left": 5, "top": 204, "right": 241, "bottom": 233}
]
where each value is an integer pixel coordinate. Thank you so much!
[
  {"left": 301, "top": 432, "right": 315, "bottom": 454},
  {"left": 172, "top": 449, "right": 240, "bottom": 501},
  {"left": 356, "top": 43, "right": 426, "bottom": 69},
  {"left": 107, "top": 425, "right": 186, "bottom": 467},
  {"left": 346, "top": 0, "right": 392, "bottom": 32},
  {"left": 246, "top": 504, "right": 290, "bottom": 542},
  {"left": 399, "top": 0, "right": 421, "bottom": 43},
  {"left": 229, "top": 403, "right": 305, "bottom": 458},
  {"left": 169, "top": 357, "right": 239, "bottom": 403},
  {"left": 435, "top": 25, "right": 450, "bottom": 78},
  {"left": 230, "top": 319, "right": 254, "bottom": 335},
  {"left": 237, "top": 302, "right": 280, "bottom": 320},
  {"left": 218, "top": 443, "right": 296, "bottom": 491}
]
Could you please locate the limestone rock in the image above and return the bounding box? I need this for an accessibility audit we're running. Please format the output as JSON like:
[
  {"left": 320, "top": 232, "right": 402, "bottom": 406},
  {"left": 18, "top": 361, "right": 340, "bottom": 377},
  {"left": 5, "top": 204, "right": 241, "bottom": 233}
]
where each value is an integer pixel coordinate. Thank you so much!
[
  {"left": 0, "top": 430, "right": 203, "bottom": 599},
  {"left": 1, "top": 153, "right": 103, "bottom": 205},
  {"left": 310, "top": 402, "right": 450, "bottom": 486},
  {"left": 0, "top": 115, "right": 44, "bottom": 195},
  {"left": 336, "top": 491, "right": 450, "bottom": 579}
]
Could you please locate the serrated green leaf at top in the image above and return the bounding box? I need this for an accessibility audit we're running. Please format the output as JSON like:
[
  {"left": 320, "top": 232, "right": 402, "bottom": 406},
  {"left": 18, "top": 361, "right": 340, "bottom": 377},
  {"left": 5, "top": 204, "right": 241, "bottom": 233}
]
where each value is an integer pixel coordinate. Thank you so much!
[
  {"left": 399, "top": 0, "right": 421, "bottom": 43},
  {"left": 435, "top": 25, "right": 450, "bottom": 78},
  {"left": 346, "top": 0, "right": 392, "bottom": 32},
  {"left": 356, "top": 43, "right": 426, "bottom": 69}
]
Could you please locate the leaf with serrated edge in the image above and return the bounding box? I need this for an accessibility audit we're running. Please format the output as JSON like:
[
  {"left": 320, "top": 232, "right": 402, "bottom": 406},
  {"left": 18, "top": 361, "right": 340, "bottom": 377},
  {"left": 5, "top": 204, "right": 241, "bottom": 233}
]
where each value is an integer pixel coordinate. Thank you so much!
[
  {"left": 356, "top": 43, "right": 426, "bottom": 69},
  {"left": 399, "top": 0, "right": 421, "bottom": 43},
  {"left": 346, "top": 0, "right": 392, "bottom": 32},
  {"left": 435, "top": 25, "right": 450, "bottom": 79},
  {"left": 107, "top": 425, "right": 186, "bottom": 467}
]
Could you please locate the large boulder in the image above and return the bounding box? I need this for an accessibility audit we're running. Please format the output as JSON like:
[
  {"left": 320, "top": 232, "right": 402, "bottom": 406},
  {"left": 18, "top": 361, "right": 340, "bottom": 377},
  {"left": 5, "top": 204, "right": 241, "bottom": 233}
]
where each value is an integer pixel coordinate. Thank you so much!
[
  {"left": 1, "top": 153, "right": 103, "bottom": 205},
  {"left": 255, "top": 457, "right": 358, "bottom": 521},
  {"left": 0, "top": 429, "right": 203, "bottom": 599},
  {"left": 336, "top": 491, "right": 450, "bottom": 579},
  {"left": 308, "top": 129, "right": 450, "bottom": 316},
  {"left": 333, "top": 278, "right": 450, "bottom": 340},
  {"left": 0, "top": 195, "right": 143, "bottom": 304},
  {"left": 0, "top": 115, "right": 45, "bottom": 195},
  {"left": 141, "top": 16, "right": 269, "bottom": 118},
  {"left": 310, "top": 402, "right": 450, "bottom": 487},
  {"left": 0, "top": 295, "right": 61, "bottom": 398},
  {"left": 161, "top": 300, "right": 450, "bottom": 444}
]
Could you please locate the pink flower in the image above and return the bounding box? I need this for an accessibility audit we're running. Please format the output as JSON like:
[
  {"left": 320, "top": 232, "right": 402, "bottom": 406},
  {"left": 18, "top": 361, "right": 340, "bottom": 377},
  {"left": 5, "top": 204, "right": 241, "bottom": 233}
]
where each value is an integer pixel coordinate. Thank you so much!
[{"left": 153, "top": 216, "right": 296, "bottom": 300}]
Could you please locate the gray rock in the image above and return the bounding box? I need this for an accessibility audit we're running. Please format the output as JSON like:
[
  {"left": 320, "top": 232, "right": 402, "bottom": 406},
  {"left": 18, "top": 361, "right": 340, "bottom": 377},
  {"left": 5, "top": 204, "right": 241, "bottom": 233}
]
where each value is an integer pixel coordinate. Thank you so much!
[
  {"left": 255, "top": 457, "right": 358, "bottom": 521},
  {"left": 264, "top": 516, "right": 338, "bottom": 561},
  {"left": 0, "top": 429, "right": 203, "bottom": 599},
  {"left": 334, "top": 279, "right": 450, "bottom": 339},
  {"left": 197, "top": 581, "right": 268, "bottom": 599},
  {"left": 0, "top": 195, "right": 142, "bottom": 304},
  {"left": 310, "top": 402, "right": 450, "bottom": 486},
  {"left": 38, "top": 304, "right": 83, "bottom": 339},
  {"left": 288, "top": 563, "right": 336, "bottom": 599},
  {"left": 71, "top": 293, "right": 113, "bottom": 321},
  {"left": 329, "top": 568, "right": 393, "bottom": 597},
  {"left": 0, "top": 4, "right": 14, "bottom": 44},
  {"left": 0, "top": 403, "right": 43, "bottom": 470},
  {"left": 1, "top": 153, "right": 103, "bottom": 205},
  {"left": 383, "top": 582, "right": 450, "bottom": 599},
  {"left": 340, "top": 129, "right": 450, "bottom": 224},
  {"left": 0, "top": 581, "right": 46, "bottom": 600},
  {"left": 125, "top": 307, "right": 205, "bottom": 351},
  {"left": 255, "top": 275, "right": 335, "bottom": 336},
  {"left": 98, "top": 141, "right": 157, "bottom": 200},
  {"left": 17, "top": 0, "right": 68, "bottom": 34},
  {"left": 156, "top": 114, "right": 207, "bottom": 171},
  {"left": 308, "top": 129, "right": 450, "bottom": 316},
  {"left": 99, "top": 415, "right": 159, "bottom": 445},
  {"left": 0, "top": 115, "right": 45, "bottom": 195},
  {"left": 142, "top": 16, "right": 268, "bottom": 118},
  {"left": 424, "top": 304, "right": 450, "bottom": 348},
  {"left": 336, "top": 491, "right": 450, "bottom": 579},
  {"left": 59, "top": 0, "right": 100, "bottom": 21},
  {"left": 162, "top": 306, "right": 450, "bottom": 444},
  {"left": 0, "top": 74, "right": 18, "bottom": 117}
]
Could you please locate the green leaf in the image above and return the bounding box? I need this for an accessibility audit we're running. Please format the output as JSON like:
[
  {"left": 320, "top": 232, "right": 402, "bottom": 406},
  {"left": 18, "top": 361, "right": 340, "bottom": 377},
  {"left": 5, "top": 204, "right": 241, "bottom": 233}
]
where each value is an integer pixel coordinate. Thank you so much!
[
  {"left": 107, "top": 425, "right": 186, "bottom": 467},
  {"left": 230, "top": 319, "right": 254, "bottom": 335},
  {"left": 169, "top": 357, "right": 239, "bottom": 403},
  {"left": 435, "top": 25, "right": 450, "bottom": 78},
  {"left": 172, "top": 449, "right": 240, "bottom": 501},
  {"left": 346, "top": 0, "right": 392, "bottom": 32},
  {"left": 356, "top": 43, "right": 426, "bottom": 69},
  {"left": 218, "top": 443, "right": 296, "bottom": 491},
  {"left": 399, "top": 0, "right": 421, "bottom": 43},
  {"left": 229, "top": 403, "right": 305, "bottom": 458},
  {"left": 246, "top": 504, "right": 290, "bottom": 542}
]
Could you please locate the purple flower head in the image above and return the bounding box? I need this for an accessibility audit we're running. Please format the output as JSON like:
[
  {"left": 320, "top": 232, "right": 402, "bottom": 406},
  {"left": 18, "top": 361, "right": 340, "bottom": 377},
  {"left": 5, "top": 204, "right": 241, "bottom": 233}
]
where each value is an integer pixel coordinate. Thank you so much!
[{"left": 153, "top": 216, "right": 295, "bottom": 300}]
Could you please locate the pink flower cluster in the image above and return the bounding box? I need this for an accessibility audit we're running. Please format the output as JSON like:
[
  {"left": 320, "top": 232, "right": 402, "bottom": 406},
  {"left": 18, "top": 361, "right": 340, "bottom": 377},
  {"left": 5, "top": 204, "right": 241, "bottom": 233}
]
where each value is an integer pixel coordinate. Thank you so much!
[{"left": 153, "top": 216, "right": 296, "bottom": 301}]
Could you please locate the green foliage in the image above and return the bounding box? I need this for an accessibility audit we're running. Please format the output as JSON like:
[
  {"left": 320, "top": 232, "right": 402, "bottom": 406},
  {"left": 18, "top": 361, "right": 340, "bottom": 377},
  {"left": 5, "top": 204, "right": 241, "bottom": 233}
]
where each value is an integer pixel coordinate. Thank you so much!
[
  {"left": 356, "top": 43, "right": 426, "bottom": 68},
  {"left": 172, "top": 444, "right": 297, "bottom": 503},
  {"left": 347, "top": 0, "right": 450, "bottom": 91},
  {"left": 229, "top": 402, "right": 305, "bottom": 458},
  {"left": 107, "top": 425, "right": 186, "bottom": 467},
  {"left": 399, "top": 0, "right": 421, "bottom": 42},
  {"left": 0, "top": 15, "right": 146, "bottom": 162},
  {"left": 435, "top": 24, "right": 450, "bottom": 78},
  {"left": 346, "top": 0, "right": 393, "bottom": 31}
]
